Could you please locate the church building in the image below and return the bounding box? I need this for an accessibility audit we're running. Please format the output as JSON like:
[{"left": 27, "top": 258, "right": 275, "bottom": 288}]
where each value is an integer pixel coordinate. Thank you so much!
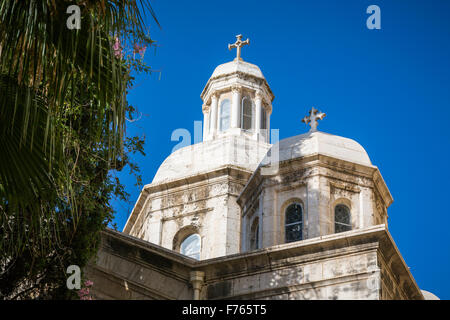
[{"left": 86, "top": 35, "right": 431, "bottom": 300}]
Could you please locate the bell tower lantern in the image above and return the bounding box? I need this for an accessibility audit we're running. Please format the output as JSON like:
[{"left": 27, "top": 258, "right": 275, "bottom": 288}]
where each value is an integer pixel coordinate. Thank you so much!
[{"left": 200, "top": 35, "right": 275, "bottom": 143}]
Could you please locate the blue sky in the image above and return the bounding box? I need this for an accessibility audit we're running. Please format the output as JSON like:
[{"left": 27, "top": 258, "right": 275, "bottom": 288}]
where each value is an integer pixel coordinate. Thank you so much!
[{"left": 112, "top": 0, "right": 450, "bottom": 299}]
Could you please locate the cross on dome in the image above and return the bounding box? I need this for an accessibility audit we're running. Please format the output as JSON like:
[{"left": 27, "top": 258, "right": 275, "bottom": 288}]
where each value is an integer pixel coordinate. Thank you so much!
[
  {"left": 228, "top": 34, "right": 250, "bottom": 61},
  {"left": 302, "top": 107, "right": 326, "bottom": 132}
]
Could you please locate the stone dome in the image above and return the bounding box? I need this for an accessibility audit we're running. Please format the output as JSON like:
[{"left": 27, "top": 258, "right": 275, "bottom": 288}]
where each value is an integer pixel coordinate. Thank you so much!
[
  {"left": 265, "top": 131, "right": 372, "bottom": 166},
  {"left": 210, "top": 60, "right": 265, "bottom": 80},
  {"left": 152, "top": 135, "right": 271, "bottom": 184},
  {"left": 200, "top": 58, "right": 274, "bottom": 104},
  {"left": 421, "top": 290, "right": 440, "bottom": 300}
]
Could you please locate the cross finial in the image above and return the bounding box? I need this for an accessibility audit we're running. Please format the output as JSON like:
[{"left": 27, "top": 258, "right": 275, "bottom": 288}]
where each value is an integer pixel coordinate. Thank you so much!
[
  {"left": 228, "top": 34, "right": 250, "bottom": 61},
  {"left": 302, "top": 107, "right": 326, "bottom": 132}
]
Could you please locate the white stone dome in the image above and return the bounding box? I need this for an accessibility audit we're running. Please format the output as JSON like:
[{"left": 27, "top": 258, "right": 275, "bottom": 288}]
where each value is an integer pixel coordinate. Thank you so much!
[
  {"left": 421, "top": 290, "right": 440, "bottom": 300},
  {"left": 266, "top": 131, "right": 372, "bottom": 166},
  {"left": 152, "top": 135, "right": 271, "bottom": 184},
  {"left": 210, "top": 60, "right": 265, "bottom": 80}
]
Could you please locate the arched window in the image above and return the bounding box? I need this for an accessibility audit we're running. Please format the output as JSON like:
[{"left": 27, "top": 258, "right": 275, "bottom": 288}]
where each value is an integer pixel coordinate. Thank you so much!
[
  {"left": 250, "top": 218, "right": 259, "bottom": 250},
  {"left": 241, "top": 96, "right": 253, "bottom": 131},
  {"left": 335, "top": 204, "right": 352, "bottom": 233},
  {"left": 285, "top": 203, "right": 303, "bottom": 243},
  {"left": 261, "top": 107, "right": 267, "bottom": 130},
  {"left": 219, "top": 99, "right": 230, "bottom": 132},
  {"left": 180, "top": 234, "right": 201, "bottom": 260}
]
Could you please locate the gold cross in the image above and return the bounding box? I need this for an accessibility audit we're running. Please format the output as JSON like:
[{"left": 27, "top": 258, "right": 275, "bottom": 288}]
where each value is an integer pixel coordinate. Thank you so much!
[
  {"left": 302, "top": 107, "right": 326, "bottom": 132},
  {"left": 228, "top": 34, "right": 250, "bottom": 61}
]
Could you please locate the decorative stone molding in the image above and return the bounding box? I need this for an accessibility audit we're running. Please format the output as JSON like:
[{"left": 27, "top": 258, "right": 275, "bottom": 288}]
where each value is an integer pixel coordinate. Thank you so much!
[
  {"left": 329, "top": 180, "right": 361, "bottom": 193},
  {"left": 275, "top": 181, "right": 307, "bottom": 193},
  {"left": 373, "top": 170, "right": 393, "bottom": 207},
  {"left": 231, "top": 85, "right": 241, "bottom": 93},
  {"left": 201, "top": 69, "right": 275, "bottom": 106},
  {"left": 161, "top": 208, "right": 213, "bottom": 222}
]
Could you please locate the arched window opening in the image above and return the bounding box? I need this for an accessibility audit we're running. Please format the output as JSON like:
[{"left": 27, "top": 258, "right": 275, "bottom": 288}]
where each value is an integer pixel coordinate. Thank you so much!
[
  {"left": 241, "top": 96, "right": 253, "bottom": 131},
  {"left": 180, "top": 234, "right": 201, "bottom": 260},
  {"left": 250, "top": 218, "right": 259, "bottom": 251},
  {"left": 219, "top": 99, "right": 230, "bottom": 132},
  {"left": 335, "top": 204, "right": 352, "bottom": 233},
  {"left": 285, "top": 203, "right": 303, "bottom": 243},
  {"left": 261, "top": 107, "right": 267, "bottom": 130}
]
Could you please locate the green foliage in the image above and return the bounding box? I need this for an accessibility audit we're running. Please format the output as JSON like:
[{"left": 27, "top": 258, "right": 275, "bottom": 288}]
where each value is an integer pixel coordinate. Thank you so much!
[{"left": 0, "top": 0, "right": 157, "bottom": 299}]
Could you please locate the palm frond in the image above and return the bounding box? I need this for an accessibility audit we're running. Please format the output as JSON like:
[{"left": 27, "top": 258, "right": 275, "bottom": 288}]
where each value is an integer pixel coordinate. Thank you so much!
[{"left": 0, "top": 0, "right": 158, "bottom": 206}]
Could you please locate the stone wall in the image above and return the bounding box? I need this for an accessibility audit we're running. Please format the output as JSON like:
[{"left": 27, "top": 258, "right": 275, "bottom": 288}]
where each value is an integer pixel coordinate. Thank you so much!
[
  {"left": 86, "top": 226, "right": 423, "bottom": 300},
  {"left": 125, "top": 166, "right": 251, "bottom": 259}
]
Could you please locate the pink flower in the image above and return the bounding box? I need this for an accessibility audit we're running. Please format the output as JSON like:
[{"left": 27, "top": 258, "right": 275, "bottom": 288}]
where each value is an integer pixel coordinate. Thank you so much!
[
  {"left": 133, "top": 43, "right": 147, "bottom": 56},
  {"left": 113, "top": 37, "right": 123, "bottom": 58},
  {"left": 76, "top": 280, "right": 95, "bottom": 300},
  {"left": 77, "top": 287, "right": 90, "bottom": 296}
]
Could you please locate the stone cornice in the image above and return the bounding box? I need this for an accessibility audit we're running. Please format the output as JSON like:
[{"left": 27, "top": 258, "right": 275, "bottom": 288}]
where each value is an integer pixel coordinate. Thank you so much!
[
  {"left": 255, "top": 89, "right": 263, "bottom": 100},
  {"left": 237, "top": 153, "right": 393, "bottom": 209},
  {"left": 328, "top": 180, "right": 361, "bottom": 193},
  {"left": 231, "top": 84, "right": 241, "bottom": 93},
  {"left": 161, "top": 207, "right": 214, "bottom": 222},
  {"left": 373, "top": 169, "right": 394, "bottom": 207},
  {"left": 123, "top": 189, "right": 150, "bottom": 234},
  {"left": 201, "top": 71, "right": 274, "bottom": 105}
]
